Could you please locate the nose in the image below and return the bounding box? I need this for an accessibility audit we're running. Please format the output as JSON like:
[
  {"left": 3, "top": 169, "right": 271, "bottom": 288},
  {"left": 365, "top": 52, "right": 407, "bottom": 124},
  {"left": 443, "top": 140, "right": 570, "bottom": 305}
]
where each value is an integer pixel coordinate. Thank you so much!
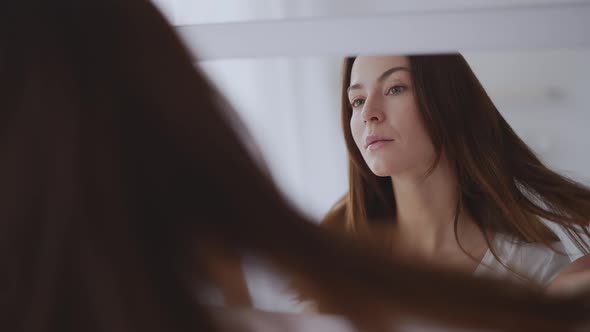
[{"left": 361, "top": 96, "right": 385, "bottom": 124}]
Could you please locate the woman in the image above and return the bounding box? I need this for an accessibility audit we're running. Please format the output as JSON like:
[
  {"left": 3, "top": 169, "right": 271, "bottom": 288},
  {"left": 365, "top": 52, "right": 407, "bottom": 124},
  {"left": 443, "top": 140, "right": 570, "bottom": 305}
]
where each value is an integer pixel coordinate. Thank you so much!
[
  {"left": 2, "top": 1, "right": 589, "bottom": 331},
  {"left": 323, "top": 54, "right": 590, "bottom": 290}
]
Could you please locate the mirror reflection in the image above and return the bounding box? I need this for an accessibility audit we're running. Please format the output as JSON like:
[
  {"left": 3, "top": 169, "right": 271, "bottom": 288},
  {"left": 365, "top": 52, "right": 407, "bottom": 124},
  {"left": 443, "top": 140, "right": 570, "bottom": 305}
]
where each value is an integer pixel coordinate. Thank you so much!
[{"left": 201, "top": 50, "right": 590, "bottom": 313}]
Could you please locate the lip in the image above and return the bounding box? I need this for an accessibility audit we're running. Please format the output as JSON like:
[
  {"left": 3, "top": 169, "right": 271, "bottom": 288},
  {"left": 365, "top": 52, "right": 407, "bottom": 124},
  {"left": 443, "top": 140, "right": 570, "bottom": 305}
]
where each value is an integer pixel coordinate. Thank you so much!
[{"left": 365, "top": 135, "right": 394, "bottom": 150}]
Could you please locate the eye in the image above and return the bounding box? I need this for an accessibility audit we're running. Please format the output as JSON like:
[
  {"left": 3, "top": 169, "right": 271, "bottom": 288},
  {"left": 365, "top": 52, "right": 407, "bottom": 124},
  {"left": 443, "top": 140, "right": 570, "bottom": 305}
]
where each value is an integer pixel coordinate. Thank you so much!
[
  {"left": 350, "top": 98, "right": 365, "bottom": 109},
  {"left": 386, "top": 85, "right": 406, "bottom": 95}
]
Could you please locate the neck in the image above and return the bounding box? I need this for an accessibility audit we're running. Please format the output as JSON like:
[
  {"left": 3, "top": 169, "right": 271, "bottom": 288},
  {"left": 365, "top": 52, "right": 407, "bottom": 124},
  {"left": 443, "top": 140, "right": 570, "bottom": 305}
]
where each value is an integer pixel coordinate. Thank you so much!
[{"left": 390, "top": 156, "right": 481, "bottom": 258}]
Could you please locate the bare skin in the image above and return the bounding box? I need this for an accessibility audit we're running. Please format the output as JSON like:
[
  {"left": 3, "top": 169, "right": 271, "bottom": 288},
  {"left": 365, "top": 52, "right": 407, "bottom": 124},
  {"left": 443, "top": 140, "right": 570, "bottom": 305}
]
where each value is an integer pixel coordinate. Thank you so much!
[{"left": 546, "top": 254, "right": 590, "bottom": 296}]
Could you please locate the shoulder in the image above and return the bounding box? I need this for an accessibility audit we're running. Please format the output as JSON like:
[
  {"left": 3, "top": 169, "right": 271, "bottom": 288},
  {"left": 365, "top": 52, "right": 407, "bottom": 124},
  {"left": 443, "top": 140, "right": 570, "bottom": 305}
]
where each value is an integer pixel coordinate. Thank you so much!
[
  {"left": 320, "top": 194, "right": 348, "bottom": 231},
  {"left": 546, "top": 255, "right": 590, "bottom": 295},
  {"left": 561, "top": 254, "right": 590, "bottom": 274}
]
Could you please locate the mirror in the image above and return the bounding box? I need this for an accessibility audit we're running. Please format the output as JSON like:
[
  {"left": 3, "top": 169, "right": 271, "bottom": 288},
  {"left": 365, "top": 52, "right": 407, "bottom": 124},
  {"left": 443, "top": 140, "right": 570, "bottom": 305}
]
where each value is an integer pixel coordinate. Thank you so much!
[
  {"left": 198, "top": 49, "right": 590, "bottom": 312},
  {"left": 146, "top": 0, "right": 590, "bottom": 320},
  {"left": 201, "top": 49, "right": 590, "bottom": 220}
]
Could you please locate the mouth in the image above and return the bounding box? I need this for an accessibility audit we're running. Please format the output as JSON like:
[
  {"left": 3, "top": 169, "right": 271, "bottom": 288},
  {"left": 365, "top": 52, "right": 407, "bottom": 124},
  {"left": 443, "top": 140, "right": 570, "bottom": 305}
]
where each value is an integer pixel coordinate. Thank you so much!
[{"left": 365, "top": 135, "right": 394, "bottom": 150}]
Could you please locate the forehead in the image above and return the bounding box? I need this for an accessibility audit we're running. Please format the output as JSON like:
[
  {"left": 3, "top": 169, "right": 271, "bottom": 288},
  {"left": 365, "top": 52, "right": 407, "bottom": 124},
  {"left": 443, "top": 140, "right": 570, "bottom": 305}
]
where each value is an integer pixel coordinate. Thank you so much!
[{"left": 350, "top": 55, "right": 410, "bottom": 84}]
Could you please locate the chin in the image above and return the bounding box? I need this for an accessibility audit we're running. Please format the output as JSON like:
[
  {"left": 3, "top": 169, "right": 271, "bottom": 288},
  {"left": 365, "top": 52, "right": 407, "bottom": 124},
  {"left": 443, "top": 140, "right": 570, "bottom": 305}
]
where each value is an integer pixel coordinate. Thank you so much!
[
  {"left": 368, "top": 163, "right": 396, "bottom": 177},
  {"left": 369, "top": 160, "right": 409, "bottom": 178},
  {"left": 371, "top": 170, "right": 390, "bottom": 177}
]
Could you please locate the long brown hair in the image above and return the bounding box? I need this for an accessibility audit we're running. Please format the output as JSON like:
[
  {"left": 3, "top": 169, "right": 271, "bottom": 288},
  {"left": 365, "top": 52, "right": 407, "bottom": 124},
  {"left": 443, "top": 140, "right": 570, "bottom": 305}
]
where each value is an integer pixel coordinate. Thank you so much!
[
  {"left": 332, "top": 55, "right": 590, "bottom": 260},
  {"left": 2, "top": 2, "right": 590, "bottom": 331}
]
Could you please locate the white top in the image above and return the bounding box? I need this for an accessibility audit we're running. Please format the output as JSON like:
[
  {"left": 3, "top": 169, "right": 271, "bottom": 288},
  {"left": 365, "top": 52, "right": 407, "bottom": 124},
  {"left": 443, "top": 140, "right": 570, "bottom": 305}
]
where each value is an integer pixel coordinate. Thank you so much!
[
  {"left": 209, "top": 307, "right": 493, "bottom": 332},
  {"left": 473, "top": 233, "right": 572, "bottom": 287},
  {"left": 202, "top": 235, "right": 576, "bottom": 331},
  {"left": 200, "top": 235, "right": 574, "bottom": 311}
]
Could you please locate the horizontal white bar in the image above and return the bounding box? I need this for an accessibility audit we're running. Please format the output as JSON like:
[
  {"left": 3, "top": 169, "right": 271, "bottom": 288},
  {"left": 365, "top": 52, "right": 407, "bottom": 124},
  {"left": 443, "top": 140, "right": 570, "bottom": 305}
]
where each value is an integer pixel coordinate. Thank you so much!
[{"left": 176, "top": 3, "right": 590, "bottom": 60}]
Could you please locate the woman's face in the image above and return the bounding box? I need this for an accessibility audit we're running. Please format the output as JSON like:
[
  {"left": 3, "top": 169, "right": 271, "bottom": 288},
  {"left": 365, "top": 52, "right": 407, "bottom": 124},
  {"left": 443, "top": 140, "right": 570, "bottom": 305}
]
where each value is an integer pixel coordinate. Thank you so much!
[{"left": 348, "top": 56, "right": 435, "bottom": 178}]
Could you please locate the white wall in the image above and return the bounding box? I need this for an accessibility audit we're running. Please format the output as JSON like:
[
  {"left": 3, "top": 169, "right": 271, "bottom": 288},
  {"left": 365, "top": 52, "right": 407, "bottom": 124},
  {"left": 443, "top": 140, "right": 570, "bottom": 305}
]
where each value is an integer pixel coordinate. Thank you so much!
[
  {"left": 465, "top": 50, "right": 590, "bottom": 184},
  {"left": 199, "top": 57, "right": 346, "bottom": 220}
]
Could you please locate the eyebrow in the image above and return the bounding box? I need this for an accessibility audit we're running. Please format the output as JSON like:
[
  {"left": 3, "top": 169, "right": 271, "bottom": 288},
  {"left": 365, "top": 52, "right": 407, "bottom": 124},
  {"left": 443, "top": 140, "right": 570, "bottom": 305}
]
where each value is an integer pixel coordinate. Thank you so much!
[{"left": 347, "top": 66, "right": 410, "bottom": 94}]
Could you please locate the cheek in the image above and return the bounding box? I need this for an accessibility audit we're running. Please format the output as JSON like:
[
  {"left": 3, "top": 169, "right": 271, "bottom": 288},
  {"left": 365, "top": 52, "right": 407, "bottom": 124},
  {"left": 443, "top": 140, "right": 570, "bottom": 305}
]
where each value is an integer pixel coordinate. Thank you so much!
[
  {"left": 350, "top": 113, "right": 365, "bottom": 150},
  {"left": 398, "top": 109, "right": 435, "bottom": 157},
  {"left": 402, "top": 112, "right": 425, "bottom": 139}
]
